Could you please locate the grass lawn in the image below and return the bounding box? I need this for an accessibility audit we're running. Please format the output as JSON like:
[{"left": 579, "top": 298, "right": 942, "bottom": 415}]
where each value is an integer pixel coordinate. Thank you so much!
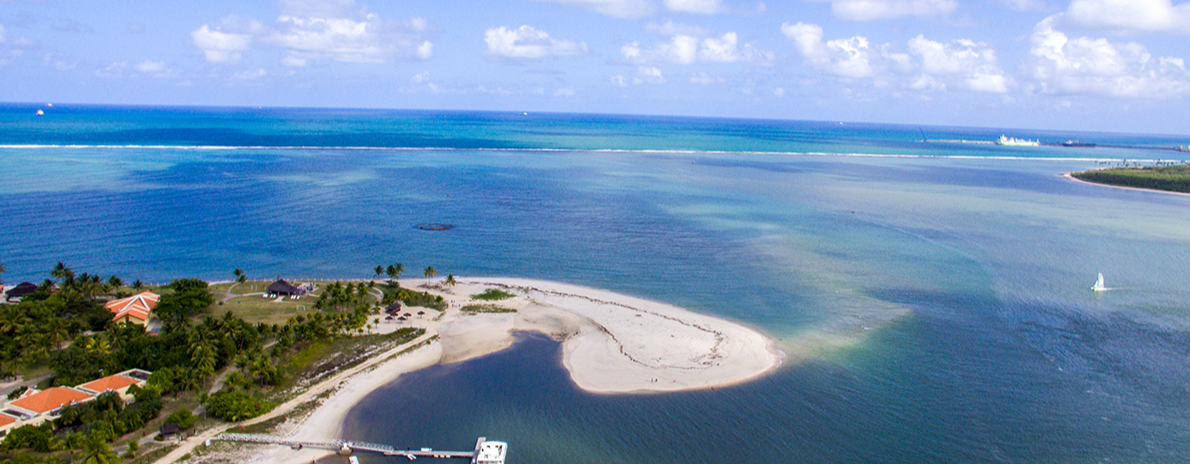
[{"left": 209, "top": 280, "right": 382, "bottom": 326}]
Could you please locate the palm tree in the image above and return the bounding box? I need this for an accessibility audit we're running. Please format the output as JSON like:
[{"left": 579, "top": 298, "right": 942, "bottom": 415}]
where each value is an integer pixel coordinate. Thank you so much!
[
  {"left": 51, "top": 262, "right": 69, "bottom": 282},
  {"left": 107, "top": 275, "right": 123, "bottom": 290},
  {"left": 445, "top": 274, "right": 457, "bottom": 287},
  {"left": 44, "top": 318, "right": 69, "bottom": 350},
  {"left": 373, "top": 265, "right": 384, "bottom": 281},
  {"left": 65, "top": 431, "right": 86, "bottom": 463},
  {"left": 0, "top": 307, "right": 28, "bottom": 335},
  {"left": 423, "top": 266, "right": 437, "bottom": 282},
  {"left": 131, "top": 279, "right": 144, "bottom": 291},
  {"left": 81, "top": 431, "right": 118, "bottom": 464},
  {"left": 0, "top": 262, "right": 5, "bottom": 285}
]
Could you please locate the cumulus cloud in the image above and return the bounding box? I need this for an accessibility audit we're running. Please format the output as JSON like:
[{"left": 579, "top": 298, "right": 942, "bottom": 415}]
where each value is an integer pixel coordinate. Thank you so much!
[
  {"left": 134, "top": 59, "right": 167, "bottom": 74},
  {"left": 536, "top": 0, "right": 656, "bottom": 19},
  {"left": 1026, "top": 16, "right": 1190, "bottom": 98},
  {"left": 270, "top": 14, "right": 433, "bottom": 65},
  {"left": 823, "top": 0, "right": 957, "bottom": 21},
  {"left": 484, "top": 25, "right": 588, "bottom": 59},
  {"left": 645, "top": 20, "right": 711, "bottom": 37},
  {"left": 191, "top": 1, "right": 432, "bottom": 67},
  {"left": 622, "top": 32, "right": 773, "bottom": 64},
  {"left": 908, "top": 36, "right": 1009, "bottom": 93},
  {"left": 1063, "top": 0, "right": 1190, "bottom": 34},
  {"left": 664, "top": 0, "right": 726, "bottom": 14},
  {"left": 782, "top": 22, "right": 874, "bottom": 77},
  {"left": 190, "top": 24, "right": 253, "bottom": 63},
  {"left": 999, "top": 0, "right": 1046, "bottom": 11},
  {"left": 782, "top": 22, "right": 1009, "bottom": 93},
  {"left": 635, "top": 65, "right": 666, "bottom": 84}
]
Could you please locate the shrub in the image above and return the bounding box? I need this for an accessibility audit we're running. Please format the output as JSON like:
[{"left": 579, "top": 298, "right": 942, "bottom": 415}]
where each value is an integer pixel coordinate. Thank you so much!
[
  {"left": 470, "top": 288, "right": 516, "bottom": 301},
  {"left": 165, "top": 409, "right": 197, "bottom": 430},
  {"left": 206, "top": 391, "right": 275, "bottom": 422},
  {"left": 1, "top": 424, "right": 53, "bottom": 453}
]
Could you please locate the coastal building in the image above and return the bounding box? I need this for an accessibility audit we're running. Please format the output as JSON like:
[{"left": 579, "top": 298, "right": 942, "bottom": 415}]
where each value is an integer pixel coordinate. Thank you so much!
[
  {"left": 105, "top": 291, "right": 160, "bottom": 326},
  {"left": 3, "top": 282, "right": 38, "bottom": 302},
  {"left": 0, "top": 368, "right": 151, "bottom": 431},
  {"left": 267, "top": 279, "right": 305, "bottom": 298},
  {"left": 75, "top": 369, "right": 151, "bottom": 400},
  {"left": 5, "top": 387, "right": 94, "bottom": 425},
  {"left": 0, "top": 413, "right": 17, "bottom": 437}
]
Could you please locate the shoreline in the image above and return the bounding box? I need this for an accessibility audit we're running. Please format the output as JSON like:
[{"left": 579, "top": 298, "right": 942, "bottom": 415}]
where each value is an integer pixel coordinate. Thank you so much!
[
  {"left": 166, "top": 277, "right": 781, "bottom": 464},
  {"left": 1062, "top": 172, "right": 1190, "bottom": 198}
]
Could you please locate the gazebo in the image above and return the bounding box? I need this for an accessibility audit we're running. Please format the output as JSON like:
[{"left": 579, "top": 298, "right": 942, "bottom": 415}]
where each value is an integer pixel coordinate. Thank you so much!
[
  {"left": 4, "top": 282, "right": 38, "bottom": 301},
  {"left": 266, "top": 279, "right": 304, "bottom": 297},
  {"left": 385, "top": 303, "right": 402, "bottom": 315}
]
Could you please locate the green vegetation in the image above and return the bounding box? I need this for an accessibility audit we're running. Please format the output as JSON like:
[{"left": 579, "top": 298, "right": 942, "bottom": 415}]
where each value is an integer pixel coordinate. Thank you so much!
[
  {"left": 1072, "top": 164, "right": 1190, "bottom": 194},
  {"left": 206, "top": 391, "right": 275, "bottom": 422},
  {"left": 381, "top": 283, "right": 446, "bottom": 311},
  {"left": 0, "top": 261, "right": 437, "bottom": 460},
  {"left": 461, "top": 304, "right": 517, "bottom": 313},
  {"left": 471, "top": 288, "right": 516, "bottom": 301}
]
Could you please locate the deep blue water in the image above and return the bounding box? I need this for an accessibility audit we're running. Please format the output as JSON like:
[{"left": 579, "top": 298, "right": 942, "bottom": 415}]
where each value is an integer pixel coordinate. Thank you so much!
[{"left": 3, "top": 104, "right": 1190, "bottom": 462}]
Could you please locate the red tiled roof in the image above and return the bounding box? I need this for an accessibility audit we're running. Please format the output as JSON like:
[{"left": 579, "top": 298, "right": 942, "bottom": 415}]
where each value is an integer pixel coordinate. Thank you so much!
[
  {"left": 105, "top": 291, "right": 159, "bottom": 322},
  {"left": 0, "top": 414, "right": 15, "bottom": 427},
  {"left": 8, "top": 387, "right": 93, "bottom": 414},
  {"left": 77, "top": 374, "right": 140, "bottom": 393}
]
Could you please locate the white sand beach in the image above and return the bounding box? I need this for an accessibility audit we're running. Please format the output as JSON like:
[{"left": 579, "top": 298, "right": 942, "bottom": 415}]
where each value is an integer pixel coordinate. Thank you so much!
[{"left": 163, "top": 277, "right": 780, "bottom": 464}]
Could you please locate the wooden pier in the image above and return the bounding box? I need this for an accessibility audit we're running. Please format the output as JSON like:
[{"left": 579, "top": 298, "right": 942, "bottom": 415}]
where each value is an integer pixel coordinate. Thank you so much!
[{"left": 215, "top": 433, "right": 490, "bottom": 462}]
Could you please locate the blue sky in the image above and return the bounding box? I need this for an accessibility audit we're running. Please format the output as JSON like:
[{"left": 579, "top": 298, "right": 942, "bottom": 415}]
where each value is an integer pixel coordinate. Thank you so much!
[{"left": 1, "top": 0, "right": 1188, "bottom": 134}]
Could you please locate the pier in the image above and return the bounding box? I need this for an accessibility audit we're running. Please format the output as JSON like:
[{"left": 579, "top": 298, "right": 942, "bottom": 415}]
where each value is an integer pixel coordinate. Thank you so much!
[{"left": 215, "top": 433, "right": 491, "bottom": 462}]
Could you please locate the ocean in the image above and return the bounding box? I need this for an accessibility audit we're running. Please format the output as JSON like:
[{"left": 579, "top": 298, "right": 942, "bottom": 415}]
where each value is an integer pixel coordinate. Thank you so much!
[{"left": 2, "top": 102, "right": 1190, "bottom": 462}]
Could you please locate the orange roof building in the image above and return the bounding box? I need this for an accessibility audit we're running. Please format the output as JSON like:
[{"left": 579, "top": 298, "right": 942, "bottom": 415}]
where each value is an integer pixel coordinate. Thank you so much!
[
  {"left": 105, "top": 291, "right": 159, "bottom": 325},
  {"left": 76, "top": 374, "right": 142, "bottom": 396},
  {"left": 6, "top": 387, "right": 93, "bottom": 417}
]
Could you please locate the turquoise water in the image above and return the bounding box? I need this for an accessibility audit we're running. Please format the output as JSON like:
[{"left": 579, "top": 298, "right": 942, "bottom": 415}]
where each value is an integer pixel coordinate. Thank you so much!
[{"left": 3, "top": 103, "right": 1190, "bottom": 462}]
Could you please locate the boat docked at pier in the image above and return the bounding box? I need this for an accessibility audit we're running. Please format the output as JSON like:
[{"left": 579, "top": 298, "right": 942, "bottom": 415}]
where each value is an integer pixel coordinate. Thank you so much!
[{"left": 996, "top": 135, "right": 1039, "bottom": 147}]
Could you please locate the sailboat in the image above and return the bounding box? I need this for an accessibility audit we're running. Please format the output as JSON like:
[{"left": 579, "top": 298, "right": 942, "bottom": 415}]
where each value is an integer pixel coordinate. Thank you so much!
[{"left": 1091, "top": 273, "right": 1106, "bottom": 292}]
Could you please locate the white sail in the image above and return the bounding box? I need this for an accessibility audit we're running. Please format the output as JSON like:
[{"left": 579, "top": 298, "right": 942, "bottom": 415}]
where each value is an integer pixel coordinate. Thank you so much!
[{"left": 1092, "top": 273, "right": 1106, "bottom": 291}]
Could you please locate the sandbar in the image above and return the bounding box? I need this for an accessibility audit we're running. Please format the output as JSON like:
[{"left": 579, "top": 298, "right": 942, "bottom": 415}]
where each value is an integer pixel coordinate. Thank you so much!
[{"left": 166, "top": 277, "right": 780, "bottom": 464}]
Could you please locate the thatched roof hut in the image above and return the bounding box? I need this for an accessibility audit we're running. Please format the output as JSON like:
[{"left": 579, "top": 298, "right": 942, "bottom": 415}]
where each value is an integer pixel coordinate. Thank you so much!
[
  {"left": 267, "top": 279, "right": 303, "bottom": 297},
  {"left": 4, "top": 282, "right": 38, "bottom": 300}
]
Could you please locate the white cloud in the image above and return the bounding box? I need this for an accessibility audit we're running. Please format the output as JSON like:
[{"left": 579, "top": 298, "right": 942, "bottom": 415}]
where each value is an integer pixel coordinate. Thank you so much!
[
  {"left": 410, "top": 71, "right": 430, "bottom": 83},
  {"left": 774, "top": 87, "right": 786, "bottom": 97},
  {"left": 645, "top": 20, "right": 711, "bottom": 37},
  {"left": 270, "top": 14, "right": 433, "bottom": 64},
  {"left": 783, "top": 22, "right": 1009, "bottom": 93},
  {"left": 536, "top": 0, "right": 656, "bottom": 19},
  {"left": 908, "top": 35, "right": 1009, "bottom": 93},
  {"left": 690, "top": 71, "right": 725, "bottom": 84},
  {"left": 622, "top": 32, "right": 772, "bottom": 64},
  {"left": 824, "top": 0, "right": 957, "bottom": 21},
  {"left": 134, "top": 59, "right": 167, "bottom": 74},
  {"left": 999, "top": 0, "right": 1046, "bottom": 11},
  {"left": 193, "top": 2, "right": 432, "bottom": 67},
  {"left": 664, "top": 0, "right": 726, "bottom": 14},
  {"left": 1063, "top": 0, "right": 1190, "bottom": 34},
  {"left": 782, "top": 22, "right": 873, "bottom": 77},
  {"left": 554, "top": 87, "right": 576, "bottom": 96},
  {"left": 231, "top": 68, "right": 267, "bottom": 80},
  {"left": 484, "top": 25, "right": 588, "bottom": 59},
  {"left": 1027, "top": 16, "right": 1190, "bottom": 98},
  {"left": 635, "top": 65, "right": 666, "bottom": 84},
  {"left": 191, "top": 24, "right": 252, "bottom": 63},
  {"left": 611, "top": 74, "right": 630, "bottom": 87},
  {"left": 95, "top": 62, "right": 126, "bottom": 78}
]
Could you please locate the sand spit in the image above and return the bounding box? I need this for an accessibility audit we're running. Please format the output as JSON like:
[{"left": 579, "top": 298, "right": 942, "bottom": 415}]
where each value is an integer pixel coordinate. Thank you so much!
[{"left": 164, "top": 277, "right": 779, "bottom": 464}]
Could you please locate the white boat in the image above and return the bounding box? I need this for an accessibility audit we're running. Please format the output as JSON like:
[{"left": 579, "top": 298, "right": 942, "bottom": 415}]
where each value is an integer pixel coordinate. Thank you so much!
[
  {"left": 475, "top": 440, "right": 508, "bottom": 464},
  {"left": 996, "top": 135, "right": 1039, "bottom": 147},
  {"left": 1092, "top": 272, "right": 1106, "bottom": 292},
  {"left": 36, "top": 109, "right": 44, "bottom": 116}
]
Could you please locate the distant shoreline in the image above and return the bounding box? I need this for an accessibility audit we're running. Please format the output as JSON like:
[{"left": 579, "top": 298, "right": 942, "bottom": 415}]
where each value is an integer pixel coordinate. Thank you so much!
[{"left": 1062, "top": 172, "right": 1190, "bottom": 198}]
